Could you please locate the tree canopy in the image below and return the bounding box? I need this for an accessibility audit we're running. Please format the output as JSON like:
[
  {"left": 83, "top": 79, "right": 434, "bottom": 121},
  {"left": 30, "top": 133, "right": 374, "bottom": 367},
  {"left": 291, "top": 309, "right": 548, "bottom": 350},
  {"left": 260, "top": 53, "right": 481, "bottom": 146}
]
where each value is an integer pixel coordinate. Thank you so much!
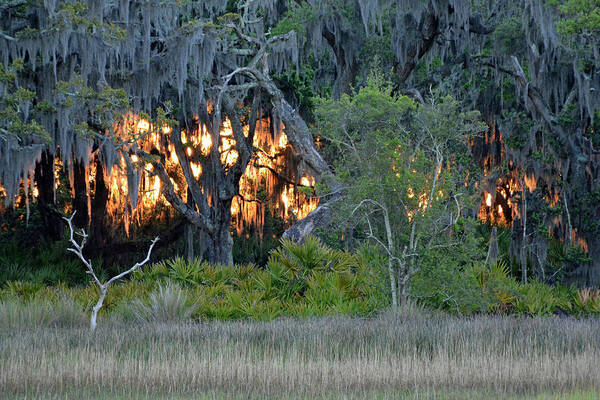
[{"left": 1, "top": 0, "right": 599, "bottom": 287}]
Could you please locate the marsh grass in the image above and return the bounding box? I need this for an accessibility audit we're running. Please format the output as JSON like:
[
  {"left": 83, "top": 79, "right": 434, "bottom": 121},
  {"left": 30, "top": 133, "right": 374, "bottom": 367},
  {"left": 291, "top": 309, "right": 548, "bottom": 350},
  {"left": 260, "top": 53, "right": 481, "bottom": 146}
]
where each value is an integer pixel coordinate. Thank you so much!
[
  {"left": 125, "top": 283, "right": 198, "bottom": 323},
  {"left": 0, "top": 304, "right": 598, "bottom": 399},
  {"left": 0, "top": 296, "right": 87, "bottom": 330}
]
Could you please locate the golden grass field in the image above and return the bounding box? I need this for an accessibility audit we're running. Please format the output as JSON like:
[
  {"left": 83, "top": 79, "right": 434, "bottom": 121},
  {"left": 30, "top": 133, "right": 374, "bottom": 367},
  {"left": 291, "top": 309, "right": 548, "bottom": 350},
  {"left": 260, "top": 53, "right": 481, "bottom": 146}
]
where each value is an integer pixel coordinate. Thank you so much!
[{"left": 1, "top": 302, "right": 599, "bottom": 399}]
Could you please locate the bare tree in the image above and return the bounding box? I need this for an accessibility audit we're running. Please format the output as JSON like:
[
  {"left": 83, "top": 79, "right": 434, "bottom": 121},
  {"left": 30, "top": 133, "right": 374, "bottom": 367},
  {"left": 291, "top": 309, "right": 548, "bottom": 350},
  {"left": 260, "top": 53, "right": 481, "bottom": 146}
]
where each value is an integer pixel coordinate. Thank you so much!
[{"left": 64, "top": 212, "right": 158, "bottom": 331}]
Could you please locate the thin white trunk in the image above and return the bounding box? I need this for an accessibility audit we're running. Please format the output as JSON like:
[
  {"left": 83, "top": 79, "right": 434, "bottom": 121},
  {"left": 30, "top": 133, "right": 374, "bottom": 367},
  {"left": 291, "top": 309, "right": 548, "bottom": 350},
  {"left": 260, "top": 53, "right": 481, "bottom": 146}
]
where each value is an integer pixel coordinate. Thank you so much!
[
  {"left": 397, "top": 246, "right": 408, "bottom": 305},
  {"left": 426, "top": 155, "right": 443, "bottom": 212},
  {"left": 408, "top": 220, "right": 417, "bottom": 281},
  {"left": 383, "top": 209, "right": 397, "bottom": 308},
  {"left": 63, "top": 212, "right": 159, "bottom": 331},
  {"left": 388, "top": 257, "right": 397, "bottom": 308},
  {"left": 521, "top": 176, "right": 528, "bottom": 283},
  {"left": 90, "top": 286, "right": 107, "bottom": 331}
]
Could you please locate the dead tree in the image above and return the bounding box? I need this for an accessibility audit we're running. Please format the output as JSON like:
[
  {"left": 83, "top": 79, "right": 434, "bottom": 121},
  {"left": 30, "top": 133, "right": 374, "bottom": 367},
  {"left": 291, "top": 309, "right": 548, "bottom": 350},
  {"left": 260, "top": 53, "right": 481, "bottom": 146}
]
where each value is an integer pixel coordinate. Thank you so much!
[{"left": 64, "top": 212, "right": 158, "bottom": 331}]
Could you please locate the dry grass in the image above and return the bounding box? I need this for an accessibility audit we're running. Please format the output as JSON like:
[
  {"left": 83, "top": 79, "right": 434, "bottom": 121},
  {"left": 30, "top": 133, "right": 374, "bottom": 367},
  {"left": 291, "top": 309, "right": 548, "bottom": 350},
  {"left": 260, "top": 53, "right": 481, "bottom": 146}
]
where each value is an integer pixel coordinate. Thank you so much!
[{"left": 0, "top": 303, "right": 598, "bottom": 399}]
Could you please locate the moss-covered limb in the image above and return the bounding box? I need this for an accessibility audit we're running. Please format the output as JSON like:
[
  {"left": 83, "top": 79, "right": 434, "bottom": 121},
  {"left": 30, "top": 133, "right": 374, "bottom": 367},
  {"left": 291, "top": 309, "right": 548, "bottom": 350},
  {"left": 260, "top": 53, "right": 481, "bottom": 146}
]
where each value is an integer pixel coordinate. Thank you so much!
[{"left": 0, "top": 1, "right": 308, "bottom": 263}]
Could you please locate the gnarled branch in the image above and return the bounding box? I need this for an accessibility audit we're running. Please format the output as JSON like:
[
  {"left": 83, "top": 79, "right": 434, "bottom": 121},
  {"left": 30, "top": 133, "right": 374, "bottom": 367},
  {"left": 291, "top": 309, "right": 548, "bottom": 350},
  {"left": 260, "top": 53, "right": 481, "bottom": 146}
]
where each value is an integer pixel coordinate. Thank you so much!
[{"left": 64, "top": 212, "right": 159, "bottom": 331}]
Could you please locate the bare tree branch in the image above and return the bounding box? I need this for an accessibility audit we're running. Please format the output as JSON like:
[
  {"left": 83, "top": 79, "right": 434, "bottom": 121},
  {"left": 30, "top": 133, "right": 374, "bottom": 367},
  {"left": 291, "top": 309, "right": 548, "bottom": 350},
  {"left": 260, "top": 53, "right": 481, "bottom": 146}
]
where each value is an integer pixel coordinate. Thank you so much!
[{"left": 64, "top": 212, "right": 158, "bottom": 331}]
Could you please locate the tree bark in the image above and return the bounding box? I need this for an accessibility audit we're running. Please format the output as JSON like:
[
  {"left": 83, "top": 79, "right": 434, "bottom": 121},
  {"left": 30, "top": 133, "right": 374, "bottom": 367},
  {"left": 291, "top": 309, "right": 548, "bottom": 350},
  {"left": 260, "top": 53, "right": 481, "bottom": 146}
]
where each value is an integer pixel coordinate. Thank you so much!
[
  {"left": 203, "top": 200, "right": 234, "bottom": 265},
  {"left": 34, "top": 150, "right": 63, "bottom": 241},
  {"left": 322, "top": 28, "right": 360, "bottom": 96},
  {"left": 184, "top": 188, "right": 195, "bottom": 261},
  {"left": 521, "top": 177, "right": 528, "bottom": 283},
  {"left": 90, "top": 156, "right": 109, "bottom": 249},
  {"left": 486, "top": 226, "right": 499, "bottom": 265},
  {"left": 382, "top": 206, "right": 398, "bottom": 308},
  {"left": 395, "top": 12, "right": 440, "bottom": 84},
  {"left": 72, "top": 158, "right": 89, "bottom": 229},
  {"left": 184, "top": 223, "right": 194, "bottom": 261}
]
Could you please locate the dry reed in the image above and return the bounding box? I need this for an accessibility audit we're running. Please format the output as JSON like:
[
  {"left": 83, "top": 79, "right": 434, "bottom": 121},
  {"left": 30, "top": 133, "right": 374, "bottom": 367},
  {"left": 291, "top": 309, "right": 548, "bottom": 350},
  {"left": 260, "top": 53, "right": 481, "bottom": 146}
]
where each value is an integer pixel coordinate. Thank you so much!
[{"left": 0, "top": 304, "right": 598, "bottom": 399}]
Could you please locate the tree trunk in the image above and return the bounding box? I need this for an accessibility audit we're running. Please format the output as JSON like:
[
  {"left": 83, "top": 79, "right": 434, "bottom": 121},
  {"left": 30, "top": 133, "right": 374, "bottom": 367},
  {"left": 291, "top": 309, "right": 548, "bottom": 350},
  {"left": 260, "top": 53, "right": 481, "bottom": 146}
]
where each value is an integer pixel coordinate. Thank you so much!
[
  {"left": 204, "top": 227, "right": 233, "bottom": 266},
  {"left": 486, "top": 226, "right": 498, "bottom": 265},
  {"left": 586, "top": 238, "right": 600, "bottom": 287},
  {"left": 388, "top": 256, "right": 398, "bottom": 308},
  {"left": 90, "top": 156, "right": 109, "bottom": 249},
  {"left": 395, "top": 12, "right": 439, "bottom": 84},
  {"left": 184, "top": 223, "right": 194, "bottom": 261},
  {"left": 397, "top": 280, "right": 408, "bottom": 306},
  {"left": 204, "top": 200, "right": 233, "bottom": 265},
  {"left": 184, "top": 188, "right": 195, "bottom": 261},
  {"left": 521, "top": 183, "right": 528, "bottom": 283},
  {"left": 90, "top": 285, "right": 107, "bottom": 332},
  {"left": 34, "top": 150, "right": 63, "bottom": 241},
  {"left": 382, "top": 207, "right": 399, "bottom": 308},
  {"left": 72, "top": 159, "right": 89, "bottom": 229},
  {"left": 204, "top": 228, "right": 233, "bottom": 266}
]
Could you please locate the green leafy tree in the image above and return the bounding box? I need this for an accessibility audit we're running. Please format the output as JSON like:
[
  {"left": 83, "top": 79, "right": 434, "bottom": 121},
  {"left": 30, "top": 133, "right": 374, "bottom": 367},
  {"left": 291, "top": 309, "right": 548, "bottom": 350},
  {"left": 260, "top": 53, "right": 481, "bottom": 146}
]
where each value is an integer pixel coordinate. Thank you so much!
[
  {"left": 315, "top": 73, "right": 487, "bottom": 306},
  {"left": 549, "top": 0, "right": 600, "bottom": 36}
]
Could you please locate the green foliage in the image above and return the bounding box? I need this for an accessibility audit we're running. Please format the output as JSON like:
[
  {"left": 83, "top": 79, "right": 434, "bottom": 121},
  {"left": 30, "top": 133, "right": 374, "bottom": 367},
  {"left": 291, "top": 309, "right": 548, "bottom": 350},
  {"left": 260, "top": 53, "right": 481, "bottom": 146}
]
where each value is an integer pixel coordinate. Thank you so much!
[
  {"left": 167, "top": 257, "right": 204, "bottom": 286},
  {"left": 492, "top": 17, "right": 526, "bottom": 55},
  {"left": 52, "top": 1, "right": 126, "bottom": 42},
  {"left": 572, "top": 287, "right": 600, "bottom": 315},
  {"left": 271, "top": 237, "right": 335, "bottom": 276},
  {"left": 274, "top": 65, "right": 317, "bottom": 121},
  {"left": 413, "top": 57, "right": 444, "bottom": 85},
  {"left": 67, "top": 279, "right": 154, "bottom": 315},
  {"left": 270, "top": 3, "right": 314, "bottom": 36},
  {"left": 544, "top": 239, "right": 594, "bottom": 283},
  {"left": 549, "top": 0, "right": 600, "bottom": 37},
  {"left": 2, "top": 238, "right": 597, "bottom": 320},
  {"left": 0, "top": 239, "right": 89, "bottom": 287},
  {"left": 0, "top": 60, "right": 51, "bottom": 144},
  {"left": 315, "top": 71, "right": 487, "bottom": 305},
  {"left": 2, "top": 281, "right": 45, "bottom": 301},
  {"left": 1, "top": 239, "right": 387, "bottom": 321},
  {"left": 411, "top": 252, "right": 589, "bottom": 317},
  {"left": 55, "top": 75, "right": 130, "bottom": 133},
  {"left": 514, "top": 281, "right": 560, "bottom": 316}
]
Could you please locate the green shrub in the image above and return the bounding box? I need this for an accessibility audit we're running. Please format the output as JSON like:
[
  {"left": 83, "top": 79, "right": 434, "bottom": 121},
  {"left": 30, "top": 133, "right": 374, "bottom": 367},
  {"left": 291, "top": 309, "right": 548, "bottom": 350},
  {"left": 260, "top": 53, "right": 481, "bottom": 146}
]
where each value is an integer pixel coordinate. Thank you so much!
[
  {"left": 514, "top": 282, "right": 560, "bottom": 316},
  {"left": 553, "top": 284, "right": 576, "bottom": 313},
  {"left": 2, "top": 281, "right": 45, "bottom": 301},
  {"left": 266, "top": 237, "right": 385, "bottom": 306},
  {"left": 271, "top": 236, "right": 333, "bottom": 277},
  {"left": 572, "top": 288, "right": 600, "bottom": 315},
  {"left": 133, "top": 260, "right": 169, "bottom": 283},
  {"left": 411, "top": 262, "right": 489, "bottom": 315},
  {"left": 471, "top": 261, "right": 520, "bottom": 313},
  {"left": 0, "top": 240, "right": 89, "bottom": 286},
  {"left": 69, "top": 279, "right": 155, "bottom": 315},
  {"left": 167, "top": 257, "right": 204, "bottom": 286},
  {"left": 201, "top": 296, "right": 238, "bottom": 320}
]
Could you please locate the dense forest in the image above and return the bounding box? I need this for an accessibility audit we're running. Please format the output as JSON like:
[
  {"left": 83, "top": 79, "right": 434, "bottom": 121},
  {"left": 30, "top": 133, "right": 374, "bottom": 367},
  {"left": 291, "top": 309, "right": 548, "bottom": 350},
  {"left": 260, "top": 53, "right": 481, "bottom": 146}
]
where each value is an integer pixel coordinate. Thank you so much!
[
  {"left": 1, "top": 0, "right": 600, "bottom": 302},
  {"left": 3, "top": 1, "right": 600, "bottom": 398}
]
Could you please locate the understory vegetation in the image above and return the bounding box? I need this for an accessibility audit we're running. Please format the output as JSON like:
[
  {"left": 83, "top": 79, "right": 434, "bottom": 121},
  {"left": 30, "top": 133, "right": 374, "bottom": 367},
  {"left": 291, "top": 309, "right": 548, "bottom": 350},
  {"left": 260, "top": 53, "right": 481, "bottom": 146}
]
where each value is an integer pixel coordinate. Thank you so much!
[{"left": 1, "top": 237, "right": 599, "bottom": 322}]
